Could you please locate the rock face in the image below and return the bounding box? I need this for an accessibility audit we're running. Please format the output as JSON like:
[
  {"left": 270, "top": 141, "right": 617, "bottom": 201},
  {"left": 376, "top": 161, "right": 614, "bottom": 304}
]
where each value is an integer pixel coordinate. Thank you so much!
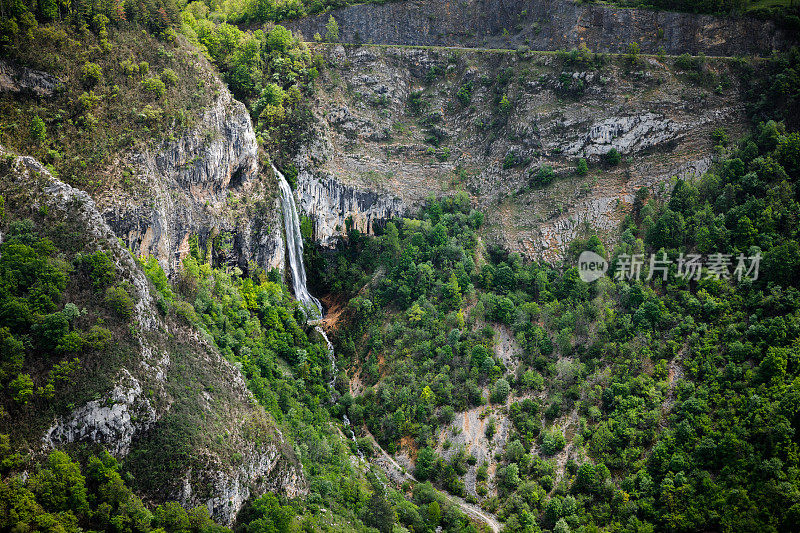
[
  {"left": 563, "top": 112, "right": 685, "bottom": 157},
  {"left": 43, "top": 370, "right": 156, "bottom": 456},
  {"left": 0, "top": 150, "right": 306, "bottom": 526},
  {"left": 0, "top": 59, "right": 62, "bottom": 97},
  {"left": 294, "top": 138, "right": 405, "bottom": 246},
  {"left": 100, "top": 71, "right": 285, "bottom": 276},
  {"left": 296, "top": 170, "right": 405, "bottom": 246},
  {"left": 288, "top": 0, "right": 795, "bottom": 55},
  {"left": 295, "top": 45, "right": 748, "bottom": 260},
  {"left": 198, "top": 428, "right": 307, "bottom": 526}
]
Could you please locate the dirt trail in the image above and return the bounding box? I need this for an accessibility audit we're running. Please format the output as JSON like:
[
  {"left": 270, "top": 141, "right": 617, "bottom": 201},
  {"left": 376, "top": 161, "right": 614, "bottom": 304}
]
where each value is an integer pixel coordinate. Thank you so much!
[
  {"left": 363, "top": 430, "right": 501, "bottom": 533},
  {"left": 304, "top": 41, "right": 744, "bottom": 59}
]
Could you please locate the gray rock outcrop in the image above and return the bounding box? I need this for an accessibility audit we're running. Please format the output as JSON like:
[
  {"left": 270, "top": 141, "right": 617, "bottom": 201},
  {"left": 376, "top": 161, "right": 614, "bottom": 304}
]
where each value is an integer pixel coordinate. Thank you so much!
[
  {"left": 100, "top": 72, "right": 284, "bottom": 276},
  {"left": 294, "top": 133, "right": 406, "bottom": 245},
  {"left": 288, "top": 0, "right": 795, "bottom": 55},
  {"left": 0, "top": 59, "right": 62, "bottom": 97}
]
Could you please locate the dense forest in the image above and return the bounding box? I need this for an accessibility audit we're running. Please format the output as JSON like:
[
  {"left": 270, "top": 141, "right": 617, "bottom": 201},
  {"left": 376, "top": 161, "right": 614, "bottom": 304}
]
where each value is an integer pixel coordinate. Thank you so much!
[
  {"left": 311, "top": 115, "right": 800, "bottom": 531},
  {"left": 1, "top": 0, "right": 800, "bottom": 531}
]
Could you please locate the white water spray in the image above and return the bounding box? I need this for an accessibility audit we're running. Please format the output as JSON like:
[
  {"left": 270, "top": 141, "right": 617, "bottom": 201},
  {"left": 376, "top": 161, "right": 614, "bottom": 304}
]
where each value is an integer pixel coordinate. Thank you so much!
[
  {"left": 273, "top": 164, "right": 322, "bottom": 320},
  {"left": 274, "top": 163, "right": 365, "bottom": 460}
]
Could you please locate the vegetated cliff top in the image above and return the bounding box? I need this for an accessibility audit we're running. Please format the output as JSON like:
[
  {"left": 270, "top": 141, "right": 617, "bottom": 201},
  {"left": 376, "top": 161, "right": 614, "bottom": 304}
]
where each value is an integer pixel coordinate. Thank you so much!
[
  {"left": 0, "top": 25, "right": 226, "bottom": 195},
  {"left": 286, "top": 0, "right": 798, "bottom": 55},
  {"left": 0, "top": 20, "right": 289, "bottom": 278}
]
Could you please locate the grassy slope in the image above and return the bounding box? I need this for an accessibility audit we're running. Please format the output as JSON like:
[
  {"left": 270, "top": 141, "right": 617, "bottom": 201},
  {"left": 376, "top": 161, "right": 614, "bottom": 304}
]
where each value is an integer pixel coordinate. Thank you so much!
[{"left": 0, "top": 22, "right": 218, "bottom": 194}]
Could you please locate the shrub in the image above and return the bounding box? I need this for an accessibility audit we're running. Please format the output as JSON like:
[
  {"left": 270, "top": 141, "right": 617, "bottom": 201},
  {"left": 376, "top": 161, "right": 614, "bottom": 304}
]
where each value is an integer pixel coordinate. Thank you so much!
[
  {"left": 408, "top": 91, "right": 426, "bottom": 114},
  {"left": 139, "top": 104, "right": 162, "bottom": 125},
  {"left": 576, "top": 158, "right": 588, "bottom": 176},
  {"left": 530, "top": 165, "right": 555, "bottom": 187},
  {"left": 485, "top": 417, "right": 497, "bottom": 440},
  {"left": 267, "top": 25, "right": 293, "bottom": 51},
  {"left": 0, "top": 328, "right": 24, "bottom": 381},
  {"left": 456, "top": 82, "right": 473, "bottom": 106},
  {"left": 491, "top": 378, "right": 510, "bottom": 404},
  {"left": 498, "top": 94, "right": 512, "bottom": 114},
  {"left": 503, "top": 151, "right": 523, "bottom": 169},
  {"left": 541, "top": 428, "right": 566, "bottom": 455},
  {"left": 30, "top": 115, "right": 46, "bottom": 144},
  {"left": 674, "top": 53, "right": 697, "bottom": 71},
  {"left": 34, "top": 311, "right": 70, "bottom": 350},
  {"left": 57, "top": 331, "right": 85, "bottom": 353},
  {"left": 81, "top": 62, "right": 102, "bottom": 87},
  {"left": 78, "top": 91, "right": 100, "bottom": 111},
  {"left": 142, "top": 256, "right": 173, "bottom": 301},
  {"left": 521, "top": 369, "right": 544, "bottom": 390},
  {"left": 40, "top": 0, "right": 58, "bottom": 20},
  {"left": 625, "top": 42, "right": 640, "bottom": 64},
  {"left": 141, "top": 77, "right": 166, "bottom": 99},
  {"left": 120, "top": 60, "right": 138, "bottom": 77},
  {"left": 604, "top": 148, "right": 621, "bottom": 166},
  {"left": 104, "top": 286, "right": 134, "bottom": 319},
  {"left": 86, "top": 325, "right": 113, "bottom": 351},
  {"left": 10, "top": 373, "right": 34, "bottom": 404},
  {"left": 712, "top": 127, "right": 728, "bottom": 146},
  {"left": 260, "top": 83, "right": 286, "bottom": 107},
  {"left": 83, "top": 251, "right": 116, "bottom": 290},
  {"left": 159, "top": 68, "right": 178, "bottom": 87},
  {"left": 325, "top": 15, "right": 339, "bottom": 42},
  {"left": 174, "top": 300, "right": 198, "bottom": 325}
]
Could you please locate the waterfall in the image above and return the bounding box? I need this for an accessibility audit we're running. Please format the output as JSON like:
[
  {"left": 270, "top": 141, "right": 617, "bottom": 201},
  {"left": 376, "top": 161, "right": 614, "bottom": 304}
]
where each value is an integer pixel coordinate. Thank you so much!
[
  {"left": 274, "top": 162, "right": 365, "bottom": 461},
  {"left": 273, "top": 164, "right": 322, "bottom": 320}
]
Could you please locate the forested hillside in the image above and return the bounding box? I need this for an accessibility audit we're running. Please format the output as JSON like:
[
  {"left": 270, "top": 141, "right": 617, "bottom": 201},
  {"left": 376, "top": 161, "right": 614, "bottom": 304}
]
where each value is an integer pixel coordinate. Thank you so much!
[
  {"left": 313, "top": 115, "right": 800, "bottom": 531},
  {"left": 0, "top": 1, "right": 496, "bottom": 530}
]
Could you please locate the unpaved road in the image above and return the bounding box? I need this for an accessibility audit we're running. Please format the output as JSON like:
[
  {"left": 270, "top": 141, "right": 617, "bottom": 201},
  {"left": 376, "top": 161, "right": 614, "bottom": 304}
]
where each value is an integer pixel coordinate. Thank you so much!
[{"left": 364, "top": 430, "right": 502, "bottom": 533}]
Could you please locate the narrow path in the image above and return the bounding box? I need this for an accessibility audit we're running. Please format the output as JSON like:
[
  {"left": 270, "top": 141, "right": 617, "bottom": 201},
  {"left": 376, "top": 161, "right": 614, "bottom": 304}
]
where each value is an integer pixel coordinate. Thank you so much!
[
  {"left": 363, "top": 429, "right": 502, "bottom": 533},
  {"left": 305, "top": 41, "right": 752, "bottom": 60}
]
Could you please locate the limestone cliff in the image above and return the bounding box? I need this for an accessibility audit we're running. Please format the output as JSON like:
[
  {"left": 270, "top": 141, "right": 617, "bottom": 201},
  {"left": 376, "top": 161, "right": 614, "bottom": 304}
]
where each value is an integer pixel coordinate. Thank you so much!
[
  {"left": 0, "top": 150, "right": 306, "bottom": 526},
  {"left": 293, "top": 44, "right": 748, "bottom": 260},
  {"left": 98, "top": 65, "right": 285, "bottom": 276},
  {"left": 288, "top": 0, "right": 796, "bottom": 55},
  {"left": 294, "top": 137, "right": 405, "bottom": 246}
]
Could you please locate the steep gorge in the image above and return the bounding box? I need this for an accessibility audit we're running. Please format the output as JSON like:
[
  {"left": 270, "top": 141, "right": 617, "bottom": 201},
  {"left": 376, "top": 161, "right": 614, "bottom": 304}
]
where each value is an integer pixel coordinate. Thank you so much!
[{"left": 1, "top": 0, "right": 796, "bottom": 528}]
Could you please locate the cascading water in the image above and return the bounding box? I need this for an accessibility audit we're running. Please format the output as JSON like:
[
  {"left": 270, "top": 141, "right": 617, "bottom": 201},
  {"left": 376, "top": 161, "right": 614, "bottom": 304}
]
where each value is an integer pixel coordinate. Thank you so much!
[
  {"left": 274, "top": 166, "right": 487, "bottom": 515},
  {"left": 274, "top": 163, "right": 364, "bottom": 460},
  {"left": 273, "top": 164, "right": 322, "bottom": 320}
]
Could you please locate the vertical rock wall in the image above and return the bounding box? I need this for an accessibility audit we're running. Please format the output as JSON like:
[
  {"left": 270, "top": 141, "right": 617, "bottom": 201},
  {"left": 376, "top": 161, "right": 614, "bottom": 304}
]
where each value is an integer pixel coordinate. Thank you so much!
[
  {"left": 287, "top": 0, "right": 795, "bottom": 55},
  {"left": 100, "top": 77, "right": 285, "bottom": 276}
]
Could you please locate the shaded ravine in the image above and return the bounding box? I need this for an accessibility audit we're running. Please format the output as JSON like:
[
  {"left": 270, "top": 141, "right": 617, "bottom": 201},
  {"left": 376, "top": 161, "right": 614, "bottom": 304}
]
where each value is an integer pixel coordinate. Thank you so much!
[
  {"left": 274, "top": 164, "right": 364, "bottom": 456},
  {"left": 275, "top": 164, "right": 500, "bottom": 531}
]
